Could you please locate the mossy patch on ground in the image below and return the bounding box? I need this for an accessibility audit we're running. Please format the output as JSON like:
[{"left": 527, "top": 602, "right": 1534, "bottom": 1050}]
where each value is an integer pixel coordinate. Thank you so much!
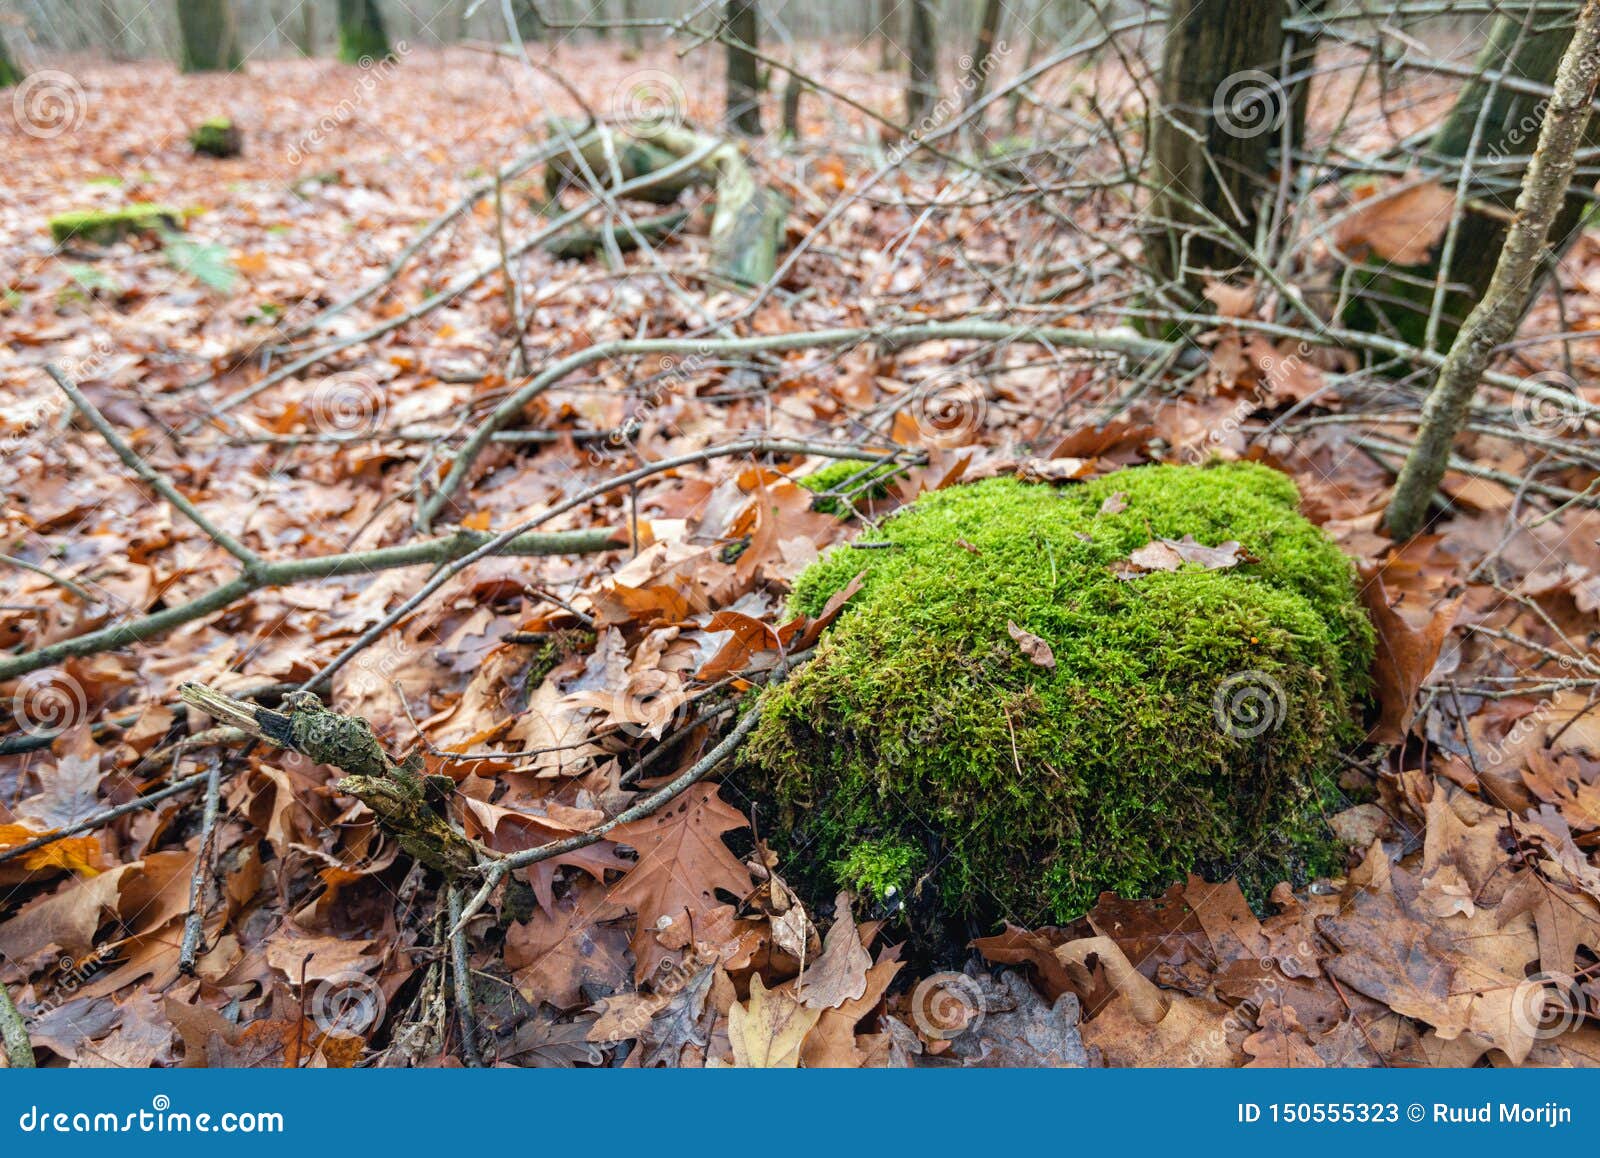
[
  {"left": 744, "top": 461, "right": 1374, "bottom": 925},
  {"left": 50, "top": 204, "right": 183, "bottom": 245},
  {"left": 190, "top": 118, "right": 242, "bottom": 158},
  {"left": 797, "top": 460, "right": 902, "bottom": 518}
]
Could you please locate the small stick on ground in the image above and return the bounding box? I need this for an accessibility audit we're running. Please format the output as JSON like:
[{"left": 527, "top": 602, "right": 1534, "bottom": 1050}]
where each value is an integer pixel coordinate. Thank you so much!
[
  {"left": 448, "top": 885, "right": 485, "bottom": 1068},
  {"left": 178, "top": 754, "right": 226, "bottom": 975}
]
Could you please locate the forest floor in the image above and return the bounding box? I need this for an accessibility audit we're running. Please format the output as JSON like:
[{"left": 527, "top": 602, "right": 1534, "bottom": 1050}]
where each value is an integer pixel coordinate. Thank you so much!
[{"left": 2, "top": 43, "right": 1599, "bottom": 1068}]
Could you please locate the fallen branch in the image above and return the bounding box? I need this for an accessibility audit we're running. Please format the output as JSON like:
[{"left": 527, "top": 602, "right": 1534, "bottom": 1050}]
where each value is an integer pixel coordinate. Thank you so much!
[
  {"left": 0, "top": 526, "right": 623, "bottom": 683},
  {"left": 544, "top": 209, "right": 689, "bottom": 260},
  {"left": 177, "top": 685, "right": 485, "bottom": 877},
  {"left": 450, "top": 703, "right": 763, "bottom": 935},
  {"left": 415, "top": 322, "right": 1175, "bottom": 530}
]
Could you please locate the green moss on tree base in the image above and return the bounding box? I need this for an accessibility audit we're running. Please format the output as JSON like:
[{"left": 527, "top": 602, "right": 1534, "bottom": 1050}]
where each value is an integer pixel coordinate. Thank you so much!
[
  {"left": 50, "top": 204, "right": 183, "bottom": 245},
  {"left": 745, "top": 462, "right": 1374, "bottom": 924},
  {"left": 190, "top": 117, "right": 242, "bottom": 158}
]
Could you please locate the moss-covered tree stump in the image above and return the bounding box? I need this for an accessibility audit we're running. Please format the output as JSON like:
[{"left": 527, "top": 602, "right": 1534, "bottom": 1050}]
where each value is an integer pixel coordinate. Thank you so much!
[
  {"left": 190, "top": 117, "right": 242, "bottom": 158},
  {"left": 49, "top": 204, "right": 183, "bottom": 245},
  {"left": 745, "top": 462, "right": 1374, "bottom": 924}
]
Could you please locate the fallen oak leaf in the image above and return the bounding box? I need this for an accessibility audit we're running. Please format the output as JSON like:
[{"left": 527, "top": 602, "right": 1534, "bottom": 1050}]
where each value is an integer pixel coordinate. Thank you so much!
[
  {"left": 727, "top": 973, "right": 822, "bottom": 1067},
  {"left": 1115, "top": 535, "right": 1255, "bottom": 579},
  {"left": 798, "top": 892, "right": 872, "bottom": 1010}
]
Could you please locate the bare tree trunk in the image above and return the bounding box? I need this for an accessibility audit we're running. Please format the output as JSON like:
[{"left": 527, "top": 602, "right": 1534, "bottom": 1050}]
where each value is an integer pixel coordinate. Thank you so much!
[
  {"left": 176, "top": 0, "right": 241, "bottom": 72},
  {"left": 725, "top": 0, "right": 762, "bottom": 136},
  {"left": 1353, "top": 3, "right": 1600, "bottom": 350},
  {"left": 876, "top": 0, "right": 895, "bottom": 72},
  {"left": 97, "top": 0, "right": 130, "bottom": 60},
  {"left": 1144, "top": 0, "right": 1285, "bottom": 299},
  {"left": 512, "top": 0, "right": 543, "bottom": 43},
  {"left": 906, "top": 0, "right": 937, "bottom": 128},
  {"left": 0, "top": 32, "right": 22, "bottom": 87},
  {"left": 621, "top": 0, "right": 643, "bottom": 53},
  {"left": 1384, "top": 0, "right": 1600, "bottom": 539},
  {"left": 337, "top": 0, "right": 389, "bottom": 62},
  {"left": 965, "top": 0, "right": 1003, "bottom": 109}
]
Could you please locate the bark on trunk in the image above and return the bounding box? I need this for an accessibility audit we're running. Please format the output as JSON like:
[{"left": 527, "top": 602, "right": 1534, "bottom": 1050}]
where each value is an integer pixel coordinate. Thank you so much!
[
  {"left": 176, "top": 0, "right": 241, "bottom": 72},
  {"left": 725, "top": 0, "right": 762, "bottom": 136},
  {"left": 513, "top": 0, "right": 544, "bottom": 43},
  {"left": 1354, "top": 3, "right": 1600, "bottom": 351},
  {"left": 337, "top": 0, "right": 390, "bottom": 63},
  {"left": 906, "top": 0, "right": 937, "bottom": 128},
  {"left": 0, "top": 33, "right": 22, "bottom": 87},
  {"left": 965, "top": 0, "right": 1004, "bottom": 110},
  {"left": 1384, "top": 0, "right": 1600, "bottom": 539},
  {"left": 1144, "top": 0, "right": 1286, "bottom": 298}
]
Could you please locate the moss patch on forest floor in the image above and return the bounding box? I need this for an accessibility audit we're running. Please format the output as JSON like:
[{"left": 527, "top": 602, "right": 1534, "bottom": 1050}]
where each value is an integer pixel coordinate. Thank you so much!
[{"left": 745, "top": 461, "right": 1374, "bottom": 925}]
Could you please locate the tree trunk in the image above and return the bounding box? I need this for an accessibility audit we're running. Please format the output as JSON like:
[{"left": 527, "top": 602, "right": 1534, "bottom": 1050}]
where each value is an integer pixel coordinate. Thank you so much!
[
  {"left": 906, "top": 0, "right": 937, "bottom": 128},
  {"left": 176, "top": 0, "right": 241, "bottom": 72},
  {"left": 621, "top": 0, "right": 642, "bottom": 53},
  {"left": 965, "top": 0, "right": 1003, "bottom": 110},
  {"left": 877, "top": 0, "right": 895, "bottom": 72},
  {"left": 1353, "top": 4, "right": 1600, "bottom": 351},
  {"left": 1385, "top": 0, "right": 1600, "bottom": 538},
  {"left": 513, "top": 0, "right": 543, "bottom": 43},
  {"left": 725, "top": 0, "right": 762, "bottom": 136},
  {"left": 98, "top": 0, "right": 130, "bottom": 61},
  {"left": 0, "top": 33, "right": 22, "bottom": 87},
  {"left": 337, "top": 0, "right": 390, "bottom": 63},
  {"left": 1283, "top": 0, "right": 1327, "bottom": 159},
  {"left": 1144, "top": 0, "right": 1285, "bottom": 299}
]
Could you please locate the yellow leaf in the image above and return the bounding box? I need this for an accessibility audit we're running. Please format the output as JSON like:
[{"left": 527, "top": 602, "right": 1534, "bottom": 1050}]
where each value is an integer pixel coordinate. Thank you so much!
[
  {"left": 0, "top": 823, "right": 101, "bottom": 875},
  {"left": 460, "top": 510, "right": 492, "bottom": 531},
  {"left": 728, "top": 974, "right": 821, "bottom": 1067}
]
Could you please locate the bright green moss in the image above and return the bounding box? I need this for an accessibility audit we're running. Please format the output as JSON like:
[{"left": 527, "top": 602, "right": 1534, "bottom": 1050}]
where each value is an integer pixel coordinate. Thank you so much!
[
  {"left": 49, "top": 204, "right": 183, "bottom": 245},
  {"left": 833, "top": 837, "right": 925, "bottom": 903},
  {"left": 190, "top": 118, "right": 241, "bottom": 158},
  {"left": 745, "top": 462, "right": 1374, "bottom": 925},
  {"left": 797, "top": 460, "right": 901, "bottom": 518}
]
